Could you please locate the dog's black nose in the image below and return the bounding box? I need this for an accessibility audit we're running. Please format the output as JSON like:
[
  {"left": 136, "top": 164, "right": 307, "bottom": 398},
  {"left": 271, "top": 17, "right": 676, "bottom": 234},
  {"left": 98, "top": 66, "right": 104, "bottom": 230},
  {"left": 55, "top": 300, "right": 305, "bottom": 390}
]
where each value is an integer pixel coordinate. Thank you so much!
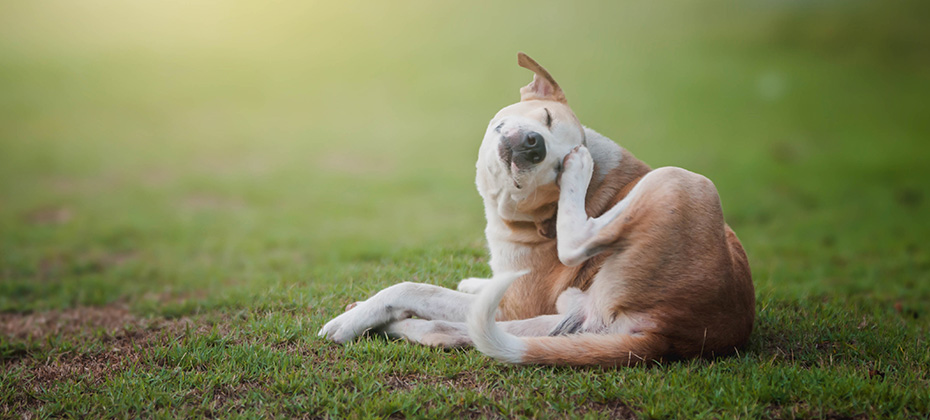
[{"left": 514, "top": 131, "right": 546, "bottom": 164}]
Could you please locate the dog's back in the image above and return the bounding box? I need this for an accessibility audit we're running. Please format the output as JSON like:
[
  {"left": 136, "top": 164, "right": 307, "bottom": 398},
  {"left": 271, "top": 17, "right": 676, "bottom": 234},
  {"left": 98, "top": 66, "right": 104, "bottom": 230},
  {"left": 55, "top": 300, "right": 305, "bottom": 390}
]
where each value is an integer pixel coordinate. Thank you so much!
[
  {"left": 321, "top": 53, "right": 754, "bottom": 367},
  {"left": 474, "top": 127, "right": 755, "bottom": 366}
]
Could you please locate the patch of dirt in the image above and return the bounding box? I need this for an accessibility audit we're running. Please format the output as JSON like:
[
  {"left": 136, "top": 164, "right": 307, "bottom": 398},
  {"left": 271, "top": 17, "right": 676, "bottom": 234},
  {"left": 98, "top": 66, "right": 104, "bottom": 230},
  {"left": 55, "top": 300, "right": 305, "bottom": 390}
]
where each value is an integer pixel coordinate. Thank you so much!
[
  {"left": 577, "top": 399, "right": 639, "bottom": 419},
  {"left": 92, "top": 251, "right": 137, "bottom": 268},
  {"left": 0, "top": 304, "right": 218, "bottom": 385},
  {"left": 22, "top": 206, "right": 72, "bottom": 225},
  {"left": 46, "top": 173, "right": 122, "bottom": 195},
  {"left": 0, "top": 304, "right": 154, "bottom": 341},
  {"left": 766, "top": 403, "right": 870, "bottom": 420},
  {"left": 0, "top": 305, "right": 248, "bottom": 417},
  {"left": 1, "top": 304, "right": 214, "bottom": 417},
  {"left": 198, "top": 383, "right": 257, "bottom": 415},
  {"left": 382, "top": 371, "right": 489, "bottom": 393},
  {"left": 179, "top": 194, "right": 246, "bottom": 211},
  {"left": 29, "top": 342, "right": 143, "bottom": 385},
  {"left": 141, "top": 168, "right": 177, "bottom": 187}
]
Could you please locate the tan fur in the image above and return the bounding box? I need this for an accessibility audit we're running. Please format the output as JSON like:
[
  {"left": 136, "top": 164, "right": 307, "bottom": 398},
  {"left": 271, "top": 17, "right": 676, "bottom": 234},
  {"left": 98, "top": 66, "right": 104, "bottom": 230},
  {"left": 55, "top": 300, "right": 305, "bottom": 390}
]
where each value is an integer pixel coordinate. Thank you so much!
[
  {"left": 320, "top": 53, "right": 754, "bottom": 366},
  {"left": 518, "top": 52, "right": 567, "bottom": 103},
  {"left": 523, "top": 333, "right": 667, "bottom": 366},
  {"left": 487, "top": 54, "right": 754, "bottom": 365},
  {"left": 493, "top": 158, "right": 754, "bottom": 363}
]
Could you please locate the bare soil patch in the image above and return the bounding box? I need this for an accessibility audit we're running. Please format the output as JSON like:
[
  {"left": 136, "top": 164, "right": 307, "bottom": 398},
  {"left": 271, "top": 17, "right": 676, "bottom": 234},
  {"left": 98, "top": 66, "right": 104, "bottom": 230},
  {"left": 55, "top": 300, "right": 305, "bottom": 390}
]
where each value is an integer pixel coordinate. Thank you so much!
[
  {"left": 382, "top": 371, "right": 489, "bottom": 393},
  {"left": 2, "top": 305, "right": 211, "bottom": 416},
  {"left": 22, "top": 206, "right": 72, "bottom": 225},
  {"left": 179, "top": 194, "right": 246, "bottom": 211},
  {"left": 1, "top": 304, "right": 157, "bottom": 341},
  {"left": 577, "top": 399, "right": 639, "bottom": 419}
]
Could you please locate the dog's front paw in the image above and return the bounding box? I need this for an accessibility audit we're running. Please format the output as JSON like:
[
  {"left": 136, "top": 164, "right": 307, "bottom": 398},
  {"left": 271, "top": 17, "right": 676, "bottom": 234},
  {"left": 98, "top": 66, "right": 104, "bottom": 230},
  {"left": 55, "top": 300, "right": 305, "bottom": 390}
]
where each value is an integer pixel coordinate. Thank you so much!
[
  {"left": 318, "top": 300, "right": 388, "bottom": 344},
  {"left": 559, "top": 146, "right": 594, "bottom": 193},
  {"left": 457, "top": 278, "right": 489, "bottom": 294}
]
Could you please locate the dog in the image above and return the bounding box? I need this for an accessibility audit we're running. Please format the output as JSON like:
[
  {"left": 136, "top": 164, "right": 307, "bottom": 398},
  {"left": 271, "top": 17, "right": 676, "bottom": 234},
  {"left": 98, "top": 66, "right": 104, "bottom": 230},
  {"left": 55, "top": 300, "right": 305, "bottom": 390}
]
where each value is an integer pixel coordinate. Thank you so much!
[{"left": 319, "top": 53, "right": 755, "bottom": 366}]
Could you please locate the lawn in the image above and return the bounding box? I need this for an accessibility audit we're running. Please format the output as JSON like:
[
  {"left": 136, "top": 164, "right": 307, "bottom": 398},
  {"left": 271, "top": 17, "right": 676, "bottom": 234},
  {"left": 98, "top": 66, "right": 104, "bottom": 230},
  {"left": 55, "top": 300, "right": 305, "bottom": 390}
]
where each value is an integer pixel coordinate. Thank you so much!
[{"left": 1, "top": 0, "right": 929, "bottom": 418}]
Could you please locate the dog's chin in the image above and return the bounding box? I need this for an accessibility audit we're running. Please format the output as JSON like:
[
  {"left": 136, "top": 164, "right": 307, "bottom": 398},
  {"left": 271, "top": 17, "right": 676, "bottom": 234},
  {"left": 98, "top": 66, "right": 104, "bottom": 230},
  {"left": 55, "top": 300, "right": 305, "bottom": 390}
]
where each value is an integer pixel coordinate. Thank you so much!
[
  {"left": 485, "top": 151, "right": 560, "bottom": 194},
  {"left": 507, "top": 162, "right": 525, "bottom": 189},
  {"left": 501, "top": 158, "right": 532, "bottom": 190},
  {"left": 509, "top": 164, "right": 560, "bottom": 192}
]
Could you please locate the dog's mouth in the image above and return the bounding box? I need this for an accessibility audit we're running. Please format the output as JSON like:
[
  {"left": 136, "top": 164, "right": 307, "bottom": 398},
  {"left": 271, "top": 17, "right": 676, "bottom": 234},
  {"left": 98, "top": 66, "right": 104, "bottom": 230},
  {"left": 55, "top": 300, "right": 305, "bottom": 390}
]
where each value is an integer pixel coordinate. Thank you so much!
[
  {"left": 495, "top": 148, "right": 517, "bottom": 190},
  {"left": 498, "top": 142, "right": 515, "bottom": 172},
  {"left": 498, "top": 136, "right": 560, "bottom": 191},
  {"left": 498, "top": 135, "right": 546, "bottom": 170},
  {"left": 497, "top": 142, "right": 529, "bottom": 189}
]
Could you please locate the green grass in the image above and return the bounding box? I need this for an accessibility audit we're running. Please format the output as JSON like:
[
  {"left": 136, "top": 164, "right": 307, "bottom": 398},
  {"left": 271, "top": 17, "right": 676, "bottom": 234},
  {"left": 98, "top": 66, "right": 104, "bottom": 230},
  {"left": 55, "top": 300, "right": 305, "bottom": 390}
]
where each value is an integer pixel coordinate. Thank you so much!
[{"left": 2, "top": 0, "right": 929, "bottom": 418}]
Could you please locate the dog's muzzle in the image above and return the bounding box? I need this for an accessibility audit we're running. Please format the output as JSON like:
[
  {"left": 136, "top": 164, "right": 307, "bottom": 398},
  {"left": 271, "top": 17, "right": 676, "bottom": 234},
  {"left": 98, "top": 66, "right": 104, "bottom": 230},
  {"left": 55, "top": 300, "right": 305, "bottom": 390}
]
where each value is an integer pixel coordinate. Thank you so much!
[{"left": 498, "top": 130, "right": 547, "bottom": 171}]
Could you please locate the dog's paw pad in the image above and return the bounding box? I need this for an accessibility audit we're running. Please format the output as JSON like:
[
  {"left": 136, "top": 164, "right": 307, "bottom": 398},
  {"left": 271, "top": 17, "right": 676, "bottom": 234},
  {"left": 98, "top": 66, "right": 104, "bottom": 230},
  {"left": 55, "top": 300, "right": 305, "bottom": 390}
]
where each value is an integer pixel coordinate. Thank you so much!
[
  {"left": 563, "top": 146, "right": 593, "bottom": 172},
  {"left": 560, "top": 146, "right": 594, "bottom": 193}
]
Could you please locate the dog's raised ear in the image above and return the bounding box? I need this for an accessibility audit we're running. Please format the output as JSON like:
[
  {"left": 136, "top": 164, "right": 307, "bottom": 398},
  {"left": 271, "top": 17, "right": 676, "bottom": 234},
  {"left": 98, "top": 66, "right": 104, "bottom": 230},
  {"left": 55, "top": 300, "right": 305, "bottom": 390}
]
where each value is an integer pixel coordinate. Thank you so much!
[{"left": 518, "top": 52, "right": 566, "bottom": 103}]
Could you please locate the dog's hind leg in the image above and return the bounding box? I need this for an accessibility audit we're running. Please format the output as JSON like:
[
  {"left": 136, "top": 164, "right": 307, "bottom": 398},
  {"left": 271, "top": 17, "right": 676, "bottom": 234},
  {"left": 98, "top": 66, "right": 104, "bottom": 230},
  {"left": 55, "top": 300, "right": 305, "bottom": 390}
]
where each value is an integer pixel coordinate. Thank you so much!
[
  {"left": 381, "top": 284, "right": 588, "bottom": 348},
  {"left": 319, "top": 282, "right": 477, "bottom": 344},
  {"left": 557, "top": 146, "right": 715, "bottom": 267},
  {"left": 378, "top": 315, "right": 564, "bottom": 348}
]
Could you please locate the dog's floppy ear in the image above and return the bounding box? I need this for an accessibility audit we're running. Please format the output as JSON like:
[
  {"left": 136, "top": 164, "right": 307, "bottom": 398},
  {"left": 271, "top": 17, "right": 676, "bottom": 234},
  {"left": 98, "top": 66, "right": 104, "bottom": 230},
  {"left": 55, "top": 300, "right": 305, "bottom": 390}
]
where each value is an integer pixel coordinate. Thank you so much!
[{"left": 518, "top": 52, "right": 566, "bottom": 103}]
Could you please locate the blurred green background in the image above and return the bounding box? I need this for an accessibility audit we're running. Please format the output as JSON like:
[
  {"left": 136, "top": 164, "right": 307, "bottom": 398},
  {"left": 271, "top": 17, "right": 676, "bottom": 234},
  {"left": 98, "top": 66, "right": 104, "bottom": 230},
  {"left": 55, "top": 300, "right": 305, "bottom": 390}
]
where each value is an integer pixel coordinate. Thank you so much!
[
  {"left": 2, "top": 1, "right": 930, "bottom": 418},
  {"left": 1, "top": 0, "right": 928, "bottom": 311}
]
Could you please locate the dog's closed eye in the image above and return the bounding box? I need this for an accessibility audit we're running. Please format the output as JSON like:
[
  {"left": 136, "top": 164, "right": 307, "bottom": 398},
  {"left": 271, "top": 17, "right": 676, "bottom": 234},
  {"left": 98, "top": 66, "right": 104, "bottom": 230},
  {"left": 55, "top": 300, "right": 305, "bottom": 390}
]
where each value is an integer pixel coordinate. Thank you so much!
[{"left": 544, "top": 108, "right": 553, "bottom": 128}]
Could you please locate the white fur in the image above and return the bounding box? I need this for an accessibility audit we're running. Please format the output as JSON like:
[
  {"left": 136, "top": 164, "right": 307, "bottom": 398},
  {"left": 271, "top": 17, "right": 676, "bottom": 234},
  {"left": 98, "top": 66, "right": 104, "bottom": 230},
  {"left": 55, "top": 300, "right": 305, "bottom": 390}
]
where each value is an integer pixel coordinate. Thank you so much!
[
  {"left": 319, "top": 74, "right": 650, "bottom": 355},
  {"left": 318, "top": 282, "right": 475, "bottom": 343},
  {"left": 380, "top": 314, "right": 563, "bottom": 348},
  {"left": 457, "top": 277, "right": 489, "bottom": 294},
  {"left": 556, "top": 145, "right": 596, "bottom": 266},
  {"left": 466, "top": 270, "right": 529, "bottom": 363},
  {"left": 556, "top": 151, "right": 661, "bottom": 266},
  {"left": 316, "top": 57, "right": 752, "bottom": 367}
]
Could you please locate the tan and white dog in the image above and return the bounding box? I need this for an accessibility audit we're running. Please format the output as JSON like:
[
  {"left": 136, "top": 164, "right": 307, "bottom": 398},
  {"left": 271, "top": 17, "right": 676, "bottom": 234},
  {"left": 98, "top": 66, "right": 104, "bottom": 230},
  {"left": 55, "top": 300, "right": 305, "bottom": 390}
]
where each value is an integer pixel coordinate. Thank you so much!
[{"left": 319, "top": 53, "right": 755, "bottom": 366}]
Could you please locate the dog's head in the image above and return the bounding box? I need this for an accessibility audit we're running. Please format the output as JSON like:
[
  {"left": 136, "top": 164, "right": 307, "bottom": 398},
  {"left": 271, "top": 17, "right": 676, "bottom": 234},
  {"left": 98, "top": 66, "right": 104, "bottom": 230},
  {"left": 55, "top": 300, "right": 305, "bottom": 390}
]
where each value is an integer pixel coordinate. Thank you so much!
[{"left": 477, "top": 53, "right": 585, "bottom": 227}]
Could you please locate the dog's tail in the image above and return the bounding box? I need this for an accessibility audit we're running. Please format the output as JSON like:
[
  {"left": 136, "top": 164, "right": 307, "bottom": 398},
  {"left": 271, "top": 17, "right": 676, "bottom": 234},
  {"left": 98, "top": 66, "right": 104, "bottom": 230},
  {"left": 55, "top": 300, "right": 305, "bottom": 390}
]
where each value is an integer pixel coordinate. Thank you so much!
[
  {"left": 465, "top": 270, "right": 529, "bottom": 363},
  {"left": 467, "top": 271, "right": 666, "bottom": 366}
]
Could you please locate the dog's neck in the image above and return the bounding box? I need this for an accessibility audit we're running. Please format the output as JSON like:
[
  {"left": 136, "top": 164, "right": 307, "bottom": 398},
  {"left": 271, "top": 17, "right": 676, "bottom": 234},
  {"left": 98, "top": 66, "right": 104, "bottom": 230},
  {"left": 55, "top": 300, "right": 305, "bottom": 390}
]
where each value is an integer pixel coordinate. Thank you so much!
[{"left": 482, "top": 128, "right": 650, "bottom": 273}]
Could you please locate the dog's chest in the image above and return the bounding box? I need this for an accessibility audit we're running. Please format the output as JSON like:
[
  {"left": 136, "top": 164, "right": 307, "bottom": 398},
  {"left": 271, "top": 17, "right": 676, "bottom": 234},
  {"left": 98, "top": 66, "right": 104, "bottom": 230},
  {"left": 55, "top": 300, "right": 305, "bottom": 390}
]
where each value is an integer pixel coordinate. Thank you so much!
[{"left": 488, "top": 238, "right": 606, "bottom": 320}]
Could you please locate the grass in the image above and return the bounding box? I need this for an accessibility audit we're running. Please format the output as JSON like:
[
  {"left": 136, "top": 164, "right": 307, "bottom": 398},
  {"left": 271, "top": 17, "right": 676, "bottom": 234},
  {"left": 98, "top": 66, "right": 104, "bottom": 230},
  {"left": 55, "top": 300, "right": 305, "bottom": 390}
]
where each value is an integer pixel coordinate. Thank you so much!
[{"left": 1, "top": 0, "right": 929, "bottom": 418}]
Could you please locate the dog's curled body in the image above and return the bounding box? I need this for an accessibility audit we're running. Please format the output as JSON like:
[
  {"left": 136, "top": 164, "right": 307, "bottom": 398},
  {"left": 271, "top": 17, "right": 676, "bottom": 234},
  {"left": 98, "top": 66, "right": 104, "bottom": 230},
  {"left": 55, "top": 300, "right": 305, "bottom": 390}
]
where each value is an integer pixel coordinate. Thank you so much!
[
  {"left": 471, "top": 128, "right": 754, "bottom": 365},
  {"left": 489, "top": 129, "right": 651, "bottom": 321},
  {"left": 319, "top": 53, "right": 754, "bottom": 366}
]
